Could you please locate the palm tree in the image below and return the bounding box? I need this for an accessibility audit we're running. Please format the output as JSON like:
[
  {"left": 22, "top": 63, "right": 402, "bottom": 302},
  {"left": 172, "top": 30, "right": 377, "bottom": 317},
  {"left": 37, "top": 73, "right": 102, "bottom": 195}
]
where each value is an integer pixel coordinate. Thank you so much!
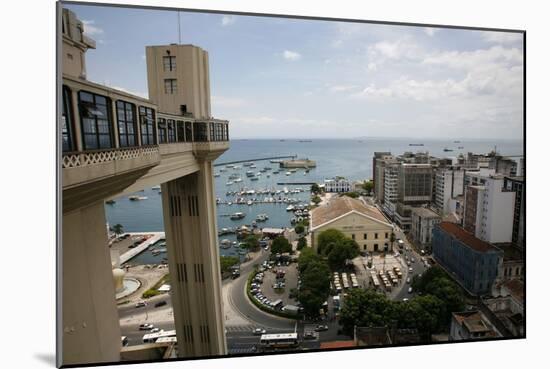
[{"left": 112, "top": 223, "right": 124, "bottom": 238}]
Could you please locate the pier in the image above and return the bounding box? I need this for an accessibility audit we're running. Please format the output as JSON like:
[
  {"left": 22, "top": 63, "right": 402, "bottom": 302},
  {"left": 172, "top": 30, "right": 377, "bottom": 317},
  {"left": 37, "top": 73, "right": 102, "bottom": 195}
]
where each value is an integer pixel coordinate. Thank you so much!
[
  {"left": 214, "top": 155, "right": 297, "bottom": 167},
  {"left": 276, "top": 182, "right": 317, "bottom": 185}
]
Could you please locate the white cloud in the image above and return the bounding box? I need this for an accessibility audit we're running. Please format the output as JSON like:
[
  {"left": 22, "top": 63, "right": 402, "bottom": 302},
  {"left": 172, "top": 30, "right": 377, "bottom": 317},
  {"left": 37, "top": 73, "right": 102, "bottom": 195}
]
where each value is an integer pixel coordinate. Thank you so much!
[
  {"left": 367, "top": 62, "right": 377, "bottom": 71},
  {"left": 282, "top": 50, "right": 302, "bottom": 61},
  {"left": 424, "top": 27, "right": 439, "bottom": 37},
  {"left": 211, "top": 95, "right": 246, "bottom": 108},
  {"left": 328, "top": 84, "right": 359, "bottom": 93},
  {"left": 481, "top": 31, "right": 523, "bottom": 44},
  {"left": 82, "top": 20, "right": 104, "bottom": 36},
  {"left": 221, "top": 15, "right": 236, "bottom": 26},
  {"left": 422, "top": 45, "right": 522, "bottom": 70}
]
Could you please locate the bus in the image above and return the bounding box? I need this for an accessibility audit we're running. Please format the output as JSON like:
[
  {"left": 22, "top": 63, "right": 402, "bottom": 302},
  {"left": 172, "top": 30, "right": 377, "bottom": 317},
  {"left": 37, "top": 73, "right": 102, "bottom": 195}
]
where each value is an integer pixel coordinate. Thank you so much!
[
  {"left": 142, "top": 329, "right": 177, "bottom": 343},
  {"left": 156, "top": 336, "right": 177, "bottom": 344},
  {"left": 259, "top": 333, "right": 299, "bottom": 350}
]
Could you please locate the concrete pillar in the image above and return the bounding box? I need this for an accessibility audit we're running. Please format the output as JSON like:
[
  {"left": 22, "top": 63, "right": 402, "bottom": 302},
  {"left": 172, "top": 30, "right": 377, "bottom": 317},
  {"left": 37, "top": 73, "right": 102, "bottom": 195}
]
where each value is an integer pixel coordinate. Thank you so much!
[
  {"left": 70, "top": 88, "right": 83, "bottom": 152},
  {"left": 161, "top": 161, "right": 227, "bottom": 357},
  {"left": 62, "top": 201, "right": 121, "bottom": 365}
]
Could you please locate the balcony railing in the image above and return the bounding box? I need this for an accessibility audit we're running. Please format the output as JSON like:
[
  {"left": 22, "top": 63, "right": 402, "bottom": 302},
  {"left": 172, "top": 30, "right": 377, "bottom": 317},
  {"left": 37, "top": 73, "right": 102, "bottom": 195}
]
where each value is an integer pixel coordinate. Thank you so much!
[{"left": 62, "top": 146, "right": 160, "bottom": 169}]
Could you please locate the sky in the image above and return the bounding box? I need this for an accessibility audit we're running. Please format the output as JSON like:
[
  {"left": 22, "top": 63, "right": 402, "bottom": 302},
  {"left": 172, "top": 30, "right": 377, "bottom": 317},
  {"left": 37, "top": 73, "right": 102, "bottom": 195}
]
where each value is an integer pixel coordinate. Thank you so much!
[{"left": 65, "top": 4, "right": 524, "bottom": 140}]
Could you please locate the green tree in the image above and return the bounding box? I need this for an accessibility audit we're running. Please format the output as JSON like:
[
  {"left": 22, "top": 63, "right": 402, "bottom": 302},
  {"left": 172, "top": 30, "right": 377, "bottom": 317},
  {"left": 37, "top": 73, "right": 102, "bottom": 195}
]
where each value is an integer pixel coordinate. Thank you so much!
[
  {"left": 297, "top": 247, "right": 322, "bottom": 274},
  {"left": 297, "top": 260, "right": 331, "bottom": 317},
  {"left": 271, "top": 236, "right": 292, "bottom": 254},
  {"left": 244, "top": 235, "right": 260, "bottom": 252},
  {"left": 326, "top": 238, "right": 360, "bottom": 270},
  {"left": 362, "top": 180, "right": 374, "bottom": 194},
  {"left": 219, "top": 255, "right": 240, "bottom": 274},
  {"left": 311, "top": 183, "right": 321, "bottom": 194},
  {"left": 340, "top": 191, "right": 359, "bottom": 198},
  {"left": 317, "top": 229, "right": 347, "bottom": 255},
  {"left": 297, "top": 237, "right": 307, "bottom": 250},
  {"left": 295, "top": 224, "right": 305, "bottom": 235},
  {"left": 312, "top": 195, "right": 322, "bottom": 205},
  {"left": 112, "top": 223, "right": 124, "bottom": 237},
  {"left": 339, "top": 289, "right": 395, "bottom": 335}
]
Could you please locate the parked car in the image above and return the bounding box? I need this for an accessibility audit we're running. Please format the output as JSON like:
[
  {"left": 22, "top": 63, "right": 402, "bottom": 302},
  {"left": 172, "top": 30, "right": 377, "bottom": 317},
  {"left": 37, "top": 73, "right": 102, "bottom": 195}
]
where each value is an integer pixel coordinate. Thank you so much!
[
  {"left": 303, "top": 331, "right": 316, "bottom": 340},
  {"left": 139, "top": 323, "right": 154, "bottom": 330},
  {"left": 135, "top": 301, "right": 147, "bottom": 308},
  {"left": 150, "top": 328, "right": 162, "bottom": 333},
  {"left": 154, "top": 300, "right": 167, "bottom": 308},
  {"left": 402, "top": 298, "right": 409, "bottom": 302},
  {"left": 409, "top": 267, "right": 413, "bottom": 272},
  {"left": 408, "top": 287, "right": 413, "bottom": 294},
  {"left": 253, "top": 328, "right": 266, "bottom": 335},
  {"left": 406, "top": 277, "right": 411, "bottom": 284},
  {"left": 314, "top": 325, "right": 329, "bottom": 332}
]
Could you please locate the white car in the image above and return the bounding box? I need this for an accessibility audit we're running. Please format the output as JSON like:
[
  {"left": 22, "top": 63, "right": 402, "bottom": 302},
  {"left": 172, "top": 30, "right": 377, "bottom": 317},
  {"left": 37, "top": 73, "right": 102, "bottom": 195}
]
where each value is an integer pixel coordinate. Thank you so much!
[
  {"left": 150, "top": 328, "right": 162, "bottom": 333},
  {"left": 408, "top": 287, "right": 413, "bottom": 294},
  {"left": 402, "top": 298, "right": 409, "bottom": 302},
  {"left": 139, "top": 323, "right": 154, "bottom": 330},
  {"left": 406, "top": 277, "right": 411, "bottom": 284},
  {"left": 409, "top": 267, "right": 413, "bottom": 273},
  {"left": 253, "top": 328, "right": 267, "bottom": 335}
]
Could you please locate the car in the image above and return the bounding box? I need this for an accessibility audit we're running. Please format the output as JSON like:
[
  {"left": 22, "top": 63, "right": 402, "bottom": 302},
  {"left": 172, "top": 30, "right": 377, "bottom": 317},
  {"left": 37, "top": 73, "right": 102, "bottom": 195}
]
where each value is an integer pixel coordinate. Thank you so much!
[
  {"left": 303, "top": 331, "right": 316, "bottom": 340},
  {"left": 135, "top": 301, "right": 147, "bottom": 308},
  {"left": 407, "top": 261, "right": 411, "bottom": 266},
  {"left": 409, "top": 267, "right": 413, "bottom": 272},
  {"left": 406, "top": 277, "right": 411, "bottom": 284},
  {"left": 314, "top": 325, "right": 329, "bottom": 332},
  {"left": 411, "top": 258, "right": 415, "bottom": 263},
  {"left": 253, "top": 328, "right": 267, "bottom": 335},
  {"left": 402, "top": 298, "right": 409, "bottom": 302},
  {"left": 154, "top": 300, "right": 167, "bottom": 308},
  {"left": 139, "top": 323, "right": 154, "bottom": 330},
  {"left": 408, "top": 287, "right": 413, "bottom": 293},
  {"left": 420, "top": 249, "right": 425, "bottom": 255},
  {"left": 150, "top": 328, "right": 162, "bottom": 333}
]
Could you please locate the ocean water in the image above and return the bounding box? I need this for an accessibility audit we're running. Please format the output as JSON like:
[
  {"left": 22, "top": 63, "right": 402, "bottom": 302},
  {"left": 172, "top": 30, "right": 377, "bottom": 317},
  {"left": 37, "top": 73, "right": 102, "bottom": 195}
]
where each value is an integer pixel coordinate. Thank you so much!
[{"left": 105, "top": 138, "right": 523, "bottom": 259}]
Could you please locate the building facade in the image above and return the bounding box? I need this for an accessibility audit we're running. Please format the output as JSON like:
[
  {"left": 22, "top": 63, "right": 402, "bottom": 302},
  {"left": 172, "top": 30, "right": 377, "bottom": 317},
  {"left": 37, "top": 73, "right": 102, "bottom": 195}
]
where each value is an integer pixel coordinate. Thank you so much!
[
  {"left": 410, "top": 207, "right": 441, "bottom": 247},
  {"left": 373, "top": 152, "right": 393, "bottom": 203},
  {"left": 504, "top": 176, "right": 525, "bottom": 248},
  {"left": 463, "top": 176, "right": 515, "bottom": 243},
  {"left": 432, "top": 222, "right": 503, "bottom": 296},
  {"left": 382, "top": 163, "right": 399, "bottom": 217},
  {"left": 434, "top": 168, "right": 464, "bottom": 216},
  {"left": 450, "top": 311, "right": 501, "bottom": 341},
  {"left": 324, "top": 178, "right": 352, "bottom": 193},
  {"left": 61, "top": 8, "right": 229, "bottom": 366},
  {"left": 310, "top": 196, "right": 393, "bottom": 253},
  {"left": 397, "top": 163, "right": 433, "bottom": 204}
]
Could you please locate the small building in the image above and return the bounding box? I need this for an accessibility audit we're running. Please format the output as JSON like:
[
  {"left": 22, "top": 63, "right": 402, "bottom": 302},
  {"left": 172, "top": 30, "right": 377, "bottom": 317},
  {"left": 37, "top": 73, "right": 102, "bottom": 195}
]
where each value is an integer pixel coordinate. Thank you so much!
[
  {"left": 280, "top": 158, "right": 316, "bottom": 168},
  {"left": 450, "top": 311, "right": 501, "bottom": 341},
  {"left": 261, "top": 227, "right": 285, "bottom": 238},
  {"left": 310, "top": 196, "right": 393, "bottom": 253},
  {"left": 484, "top": 279, "right": 525, "bottom": 337},
  {"left": 410, "top": 207, "right": 441, "bottom": 247},
  {"left": 324, "top": 177, "right": 352, "bottom": 193},
  {"left": 432, "top": 222, "right": 503, "bottom": 296}
]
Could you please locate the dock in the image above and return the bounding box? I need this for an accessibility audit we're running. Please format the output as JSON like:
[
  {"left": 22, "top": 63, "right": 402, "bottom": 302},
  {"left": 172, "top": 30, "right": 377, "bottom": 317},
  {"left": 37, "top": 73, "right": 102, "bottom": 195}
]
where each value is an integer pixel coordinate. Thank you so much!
[
  {"left": 214, "top": 155, "right": 297, "bottom": 167},
  {"left": 276, "top": 182, "right": 316, "bottom": 185}
]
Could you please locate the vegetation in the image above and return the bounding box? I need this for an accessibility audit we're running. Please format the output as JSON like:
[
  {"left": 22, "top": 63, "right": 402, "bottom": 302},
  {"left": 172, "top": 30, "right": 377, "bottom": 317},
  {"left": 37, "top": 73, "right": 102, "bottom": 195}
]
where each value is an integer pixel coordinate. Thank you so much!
[
  {"left": 297, "top": 236, "right": 307, "bottom": 250},
  {"left": 295, "top": 224, "right": 305, "bottom": 235},
  {"left": 340, "top": 191, "right": 360, "bottom": 198},
  {"left": 220, "top": 255, "right": 240, "bottom": 274},
  {"left": 243, "top": 235, "right": 260, "bottom": 252},
  {"left": 271, "top": 236, "right": 292, "bottom": 254},
  {"left": 390, "top": 232, "right": 396, "bottom": 250},
  {"left": 316, "top": 229, "right": 360, "bottom": 270},
  {"left": 339, "top": 267, "right": 465, "bottom": 338},
  {"left": 361, "top": 180, "right": 374, "bottom": 194},
  {"left": 311, "top": 195, "right": 322, "bottom": 205},
  {"left": 317, "top": 229, "right": 347, "bottom": 255},
  {"left": 311, "top": 183, "right": 322, "bottom": 195},
  {"left": 142, "top": 289, "right": 160, "bottom": 299},
  {"left": 297, "top": 258, "right": 331, "bottom": 317},
  {"left": 112, "top": 223, "right": 124, "bottom": 237}
]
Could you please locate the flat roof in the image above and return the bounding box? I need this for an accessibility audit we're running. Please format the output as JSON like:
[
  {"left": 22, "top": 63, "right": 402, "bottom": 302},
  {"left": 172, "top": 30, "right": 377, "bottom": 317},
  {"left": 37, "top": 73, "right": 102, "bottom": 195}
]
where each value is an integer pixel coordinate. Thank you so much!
[
  {"left": 438, "top": 222, "right": 502, "bottom": 253},
  {"left": 411, "top": 207, "right": 440, "bottom": 218}
]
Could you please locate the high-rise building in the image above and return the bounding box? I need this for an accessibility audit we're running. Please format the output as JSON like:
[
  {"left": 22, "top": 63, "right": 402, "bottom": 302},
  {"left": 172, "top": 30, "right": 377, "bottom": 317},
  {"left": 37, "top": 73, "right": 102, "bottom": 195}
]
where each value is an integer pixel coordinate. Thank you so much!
[
  {"left": 411, "top": 207, "right": 441, "bottom": 247},
  {"left": 434, "top": 168, "right": 464, "bottom": 215},
  {"left": 373, "top": 152, "right": 393, "bottom": 203},
  {"left": 382, "top": 163, "right": 399, "bottom": 217},
  {"left": 397, "top": 163, "right": 433, "bottom": 204},
  {"left": 463, "top": 176, "right": 515, "bottom": 243},
  {"left": 504, "top": 176, "right": 525, "bottom": 248}
]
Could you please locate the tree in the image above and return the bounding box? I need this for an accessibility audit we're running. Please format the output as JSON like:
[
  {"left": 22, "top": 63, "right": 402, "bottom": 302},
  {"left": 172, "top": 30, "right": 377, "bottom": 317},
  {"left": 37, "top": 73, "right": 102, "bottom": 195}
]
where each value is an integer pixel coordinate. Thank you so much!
[
  {"left": 297, "top": 237, "right": 307, "bottom": 250},
  {"left": 295, "top": 224, "right": 305, "bottom": 235},
  {"left": 112, "top": 223, "right": 124, "bottom": 237},
  {"left": 312, "top": 195, "right": 322, "bottom": 205},
  {"left": 326, "top": 238, "right": 360, "bottom": 270},
  {"left": 311, "top": 183, "right": 321, "bottom": 194},
  {"left": 317, "top": 229, "right": 346, "bottom": 256},
  {"left": 243, "top": 235, "right": 260, "bottom": 252},
  {"left": 219, "top": 255, "right": 239, "bottom": 274},
  {"left": 271, "top": 236, "right": 292, "bottom": 254},
  {"left": 297, "top": 247, "right": 322, "bottom": 274},
  {"left": 362, "top": 180, "right": 374, "bottom": 194},
  {"left": 339, "top": 289, "right": 396, "bottom": 335},
  {"left": 297, "top": 260, "right": 331, "bottom": 317},
  {"left": 340, "top": 191, "right": 359, "bottom": 198}
]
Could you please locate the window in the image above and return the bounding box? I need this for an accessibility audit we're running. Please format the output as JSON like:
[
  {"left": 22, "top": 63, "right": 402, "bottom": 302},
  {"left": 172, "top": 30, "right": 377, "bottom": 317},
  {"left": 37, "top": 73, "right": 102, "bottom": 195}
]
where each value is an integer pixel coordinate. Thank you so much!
[
  {"left": 62, "top": 86, "right": 74, "bottom": 152},
  {"left": 116, "top": 100, "right": 137, "bottom": 147},
  {"left": 139, "top": 106, "right": 156, "bottom": 145},
  {"left": 363, "top": 233, "right": 367, "bottom": 240},
  {"left": 158, "top": 118, "right": 167, "bottom": 143},
  {"left": 78, "top": 91, "right": 113, "bottom": 150},
  {"left": 351, "top": 234, "right": 355, "bottom": 240},
  {"left": 163, "top": 55, "right": 176, "bottom": 71},
  {"left": 164, "top": 79, "right": 177, "bottom": 94},
  {"left": 185, "top": 122, "right": 193, "bottom": 142},
  {"left": 375, "top": 233, "right": 378, "bottom": 239},
  {"left": 176, "top": 120, "right": 185, "bottom": 142},
  {"left": 194, "top": 122, "right": 208, "bottom": 141},
  {"left": 167, "top": 119, "right": 176, "bottom": 142},
  {"left": 374, "top": 244, "right": 379, "bottom": 251},
  {"left": 385, "top": 232, "right": 389, "bottom": 238}
]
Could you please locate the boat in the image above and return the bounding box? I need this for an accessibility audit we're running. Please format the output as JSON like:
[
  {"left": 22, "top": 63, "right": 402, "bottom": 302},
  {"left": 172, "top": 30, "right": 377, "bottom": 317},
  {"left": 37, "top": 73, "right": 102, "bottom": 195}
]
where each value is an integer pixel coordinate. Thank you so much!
[
  {"left": 290, "top": 169, "right": 297, "bottom": 173},
  {"left": 454, "top": 140, "right": 461, "bottom": 143},
  {"left": 243, "top": 162, "right": 254, "bottom": 167},
  {"left": 250, "top": 164, "right": 257, "bottom": 168},
  {"left": 229, "top": 173, "right": 240, "bottom": 179},
  {"left": 270, "top": 159, "right": 282, "bottom": 163},
  {"left": 230, "top": 212, "right": 246, "bottom": 220},
  {"left": 220, "top": 239, "right": 232, "bottom": 249},
  {"left": 409, "top": 143, "right": 424, "bottom": 146},
  {"left": 443, "top": 148, "right": 453, "bottom": 152},
  {"left": 286, "top": 205, "right": 295, "bottom": 211},
  {"left": 250, "top": 176, "right": 259, "bottom": 181},
  {"left": 226, "top": 181, "right": 233, "bottom": 186},
  {"left": 105, "top": 199, "right": 116, "bottom": 205},
  {"left": 129, "top": 195, "right": 148, "bottom": 201},
  {"left": 246, "top": 171, "right": 255, "bottom": 177},
  {"left": 264, "top": 167, "right": 272, "bottom": 171},
  {"left": 252, "top": 221, "right": 257, "bottom": 227},
  {"left": 152, "top": 185, "right": 161, "bottom": 190},
  {"left": 247, "top": 200, "right": 253, "bottom": 206},
  {"left": 286, "top": 171, "right": 291, "bottom": 176},
  {"left": 290, "top": 217, "right": 297, "bottom": 224},
  {"left": 458, "top": 146, "right": 464, "bottom": 149},
  {"left": 214, "top": 173, "right": 220, "bottom": 177},
  {"left": 273, "top": 170, "right": 279, "bottom": 174},
  {"left": 256, "top": 214, "right": 269, "bottom": 222},
  {"left": 234, "top": 178, "right": 243, "bottom": 183}
]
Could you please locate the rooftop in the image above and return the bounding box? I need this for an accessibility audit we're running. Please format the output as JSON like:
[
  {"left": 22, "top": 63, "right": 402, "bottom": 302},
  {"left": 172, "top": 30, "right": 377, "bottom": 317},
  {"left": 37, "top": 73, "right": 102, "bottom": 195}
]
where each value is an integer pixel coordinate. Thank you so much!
[
  {"left": 311, "top": 196, "right": 390, "bottom": 229},
  {"left": 452, "top": 311, "right": 494, "bottom": 334},
  {"left": 493, "top": 243, "right": 524, "bottom": 261},
  {"left": 411, "top": 207, "right": 440, "bottom": 218},
  {"left": 438, "top": 222, "right": 502, "bottom": 253},
  {"left": 320, "top": 340, "right": 356, "bottom": 349}
]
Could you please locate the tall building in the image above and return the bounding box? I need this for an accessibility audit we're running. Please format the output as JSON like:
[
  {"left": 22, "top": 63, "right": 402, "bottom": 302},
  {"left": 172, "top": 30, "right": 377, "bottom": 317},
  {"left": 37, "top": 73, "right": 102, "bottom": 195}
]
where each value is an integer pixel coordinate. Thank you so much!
[
  {"left": 410, "top": 207, "right": 441, "bottom": 247},
  {"left": 61, "top": 8, "right": 229, "bottom": 365},
  {"left": 463, "top": 176, "right": 515, "bottom": 243},
  {"left": 397, "top": 163, "right": 433, "bottom": 204},
  {"left": 503, "top": 176, "right": 525, "bottom": 248},
  {"left": 434, "top": 168, "right": 464, "bottom": 215},
  {"left": 373, "top": 152, "right": 393, "bottom": 203},
  {"left": 382, "top": 163, "right": 399, "bottom": 217},
  {"left": 432, "top": 222, "right": 503, "bottom": 296}
]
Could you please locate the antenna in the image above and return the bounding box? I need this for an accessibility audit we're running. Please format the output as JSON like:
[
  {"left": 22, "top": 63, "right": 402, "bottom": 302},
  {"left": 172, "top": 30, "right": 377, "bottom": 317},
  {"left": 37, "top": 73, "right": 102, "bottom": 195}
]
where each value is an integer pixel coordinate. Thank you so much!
[{"left": 177, "top": 11, "right": 181, "bottom": 44}]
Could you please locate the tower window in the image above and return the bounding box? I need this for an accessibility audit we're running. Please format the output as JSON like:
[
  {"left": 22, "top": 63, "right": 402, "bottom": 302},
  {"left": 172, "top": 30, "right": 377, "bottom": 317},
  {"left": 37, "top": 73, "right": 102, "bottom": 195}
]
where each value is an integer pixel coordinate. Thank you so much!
[
  {"left": 164, "top": 79, "right": 177, "bottom": 94},
  {"left": 163, "top": 56, "right": 176, "bottom": 71}
]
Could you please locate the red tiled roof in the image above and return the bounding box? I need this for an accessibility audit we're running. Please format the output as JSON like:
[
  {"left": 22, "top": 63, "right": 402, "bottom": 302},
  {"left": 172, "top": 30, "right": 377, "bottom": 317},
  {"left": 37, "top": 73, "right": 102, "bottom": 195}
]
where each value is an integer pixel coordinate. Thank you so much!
[
  {"left": 438, "top": 222, "right": 501, "bottom": 253},
  {"left": 311, "top": 196, "right": 390, "bottom": 229},
  {"left": 320, "top": 340, "right": 356, "bottom": 349}
]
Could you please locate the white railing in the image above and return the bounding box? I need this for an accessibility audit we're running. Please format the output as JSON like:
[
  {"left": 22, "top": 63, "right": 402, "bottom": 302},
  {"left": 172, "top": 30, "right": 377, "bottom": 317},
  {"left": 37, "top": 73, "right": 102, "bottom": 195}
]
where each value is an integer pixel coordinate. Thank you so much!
[{"left": 62, "top": 146, "right": 160, "bottom": 169}]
